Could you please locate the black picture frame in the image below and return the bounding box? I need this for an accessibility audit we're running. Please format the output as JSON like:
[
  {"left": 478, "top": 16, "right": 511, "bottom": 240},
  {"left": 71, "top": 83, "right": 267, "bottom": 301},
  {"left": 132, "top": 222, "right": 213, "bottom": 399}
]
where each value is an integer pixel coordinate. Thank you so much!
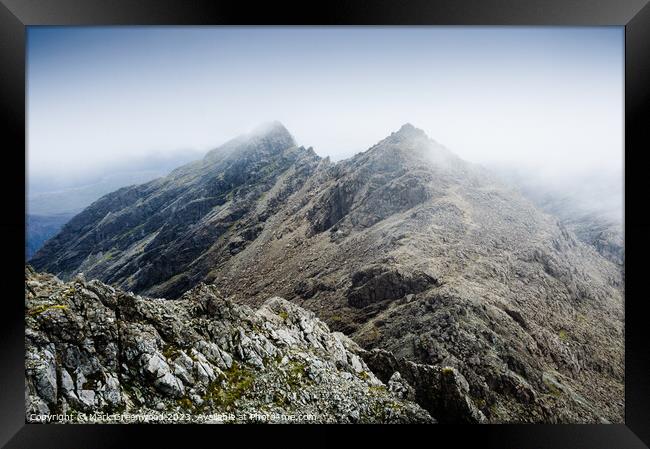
[{"left": 1, "top": 1, "right": 649, "bottom": 447}]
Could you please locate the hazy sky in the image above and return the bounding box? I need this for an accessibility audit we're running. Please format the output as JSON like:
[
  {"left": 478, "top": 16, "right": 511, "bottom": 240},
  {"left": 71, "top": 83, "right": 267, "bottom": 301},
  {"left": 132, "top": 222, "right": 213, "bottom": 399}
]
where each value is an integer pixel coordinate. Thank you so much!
[{"left": 28, "top": 26, "right": 623, "bottom": 183}]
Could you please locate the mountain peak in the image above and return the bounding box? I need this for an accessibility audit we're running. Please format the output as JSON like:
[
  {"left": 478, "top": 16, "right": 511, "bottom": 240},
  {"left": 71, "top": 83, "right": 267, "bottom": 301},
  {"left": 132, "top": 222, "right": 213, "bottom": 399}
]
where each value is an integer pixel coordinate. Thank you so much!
[
  {"left": 245, "top": 121, "right": 297, "bottom": 155},
  {"left": 394, "top": 123, "right": 427, "bottom": 140},
  {"left": 250, "top": 120, "right": 293, "bottom": 140},
  {"left": 201, "top": 121, "right": 296, "bottom": 165}
]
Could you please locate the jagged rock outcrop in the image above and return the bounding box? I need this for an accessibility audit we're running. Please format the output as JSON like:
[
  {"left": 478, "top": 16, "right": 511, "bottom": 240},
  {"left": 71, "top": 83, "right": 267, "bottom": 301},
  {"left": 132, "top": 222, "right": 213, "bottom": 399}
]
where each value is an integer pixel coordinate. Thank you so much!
[
  {"left": 361, "top": 348, "right": 486, "bottom": 423},
  {"left": 563, "top": 214, "right": 624, "bottom": 266},
  {"left": 25, "top": 267, "right": 435, "bottom": 423},
  {"left": 347, "top": 266, "right": 439, "bottom": 308},
  {"left": 29, "top": 122, "right": 624, "bottom": 423}
]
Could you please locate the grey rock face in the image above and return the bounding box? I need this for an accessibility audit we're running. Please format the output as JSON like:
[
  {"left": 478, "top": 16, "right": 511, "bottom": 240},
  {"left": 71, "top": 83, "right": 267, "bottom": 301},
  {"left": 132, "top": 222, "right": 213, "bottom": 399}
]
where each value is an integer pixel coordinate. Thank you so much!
[
  {"left": 25, "top": 267, "right": 433, "bottom": 423},
  {"left": 26, "top": 345, "right": 58, "bottom": 406},
  {"left": 347, "top": 266, "right": 439, "bottom": 308},
  {"left": 387, "top": 372, "right": 416, "bottom": 401},
  {"left": 361, "top": 348, "right": 486, "bottom": 423}
]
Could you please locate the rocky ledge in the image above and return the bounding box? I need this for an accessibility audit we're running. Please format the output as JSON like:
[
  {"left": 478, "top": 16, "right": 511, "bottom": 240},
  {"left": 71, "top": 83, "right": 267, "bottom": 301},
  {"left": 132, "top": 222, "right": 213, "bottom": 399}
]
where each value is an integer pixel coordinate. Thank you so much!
[{"left": 25, "top": 266, "right": 482, "bottom": 424}]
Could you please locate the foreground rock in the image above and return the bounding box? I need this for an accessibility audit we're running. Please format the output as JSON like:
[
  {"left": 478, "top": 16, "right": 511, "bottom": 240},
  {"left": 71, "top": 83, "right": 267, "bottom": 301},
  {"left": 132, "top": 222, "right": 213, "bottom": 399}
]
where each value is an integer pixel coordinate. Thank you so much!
[{"left": 25, "top": 267, "right": 435, "bottom": 423}]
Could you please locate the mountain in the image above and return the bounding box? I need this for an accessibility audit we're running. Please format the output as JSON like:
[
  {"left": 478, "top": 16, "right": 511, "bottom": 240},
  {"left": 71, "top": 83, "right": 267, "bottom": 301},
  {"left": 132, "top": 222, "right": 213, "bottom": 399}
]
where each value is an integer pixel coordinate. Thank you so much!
[
  {"left": 26, "top": 267, "right": 489, "bottom": 423},
  {"left": 30, "top": 122, "right": 624, "bottom": 423},
  {"left": 30, "top": 122, "right": 316, "bottom": 296}
]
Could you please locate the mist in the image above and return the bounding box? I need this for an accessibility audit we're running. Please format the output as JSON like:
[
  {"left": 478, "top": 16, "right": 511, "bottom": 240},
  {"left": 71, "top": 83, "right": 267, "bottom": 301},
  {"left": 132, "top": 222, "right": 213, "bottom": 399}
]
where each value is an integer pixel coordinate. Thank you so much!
[
  {"left": 489, "top": 162, "right": 623, "bottom": 225},
  {"left": 28, "top": 26, "right": 623, "bottom": 221},
  {"left": 27, "top": 148, "right": 205, "bottom": 215}
]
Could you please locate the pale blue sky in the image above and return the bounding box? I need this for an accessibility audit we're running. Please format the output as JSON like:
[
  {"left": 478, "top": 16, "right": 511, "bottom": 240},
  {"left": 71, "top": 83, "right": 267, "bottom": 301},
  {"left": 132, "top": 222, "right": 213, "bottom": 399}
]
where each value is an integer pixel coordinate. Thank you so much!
[{"left": 27, "top": 26, "right": 623, "bottom": 184}]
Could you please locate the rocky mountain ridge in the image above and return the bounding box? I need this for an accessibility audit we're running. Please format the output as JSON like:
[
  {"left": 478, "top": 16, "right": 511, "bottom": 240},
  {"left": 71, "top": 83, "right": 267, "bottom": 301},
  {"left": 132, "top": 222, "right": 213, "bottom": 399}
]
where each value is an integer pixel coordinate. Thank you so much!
[
  {"left": 26, "top": 267, "right": 491, "bottom": 423},
  {"left": 30, "top": 122, "right": 624, "bottom": 423}
]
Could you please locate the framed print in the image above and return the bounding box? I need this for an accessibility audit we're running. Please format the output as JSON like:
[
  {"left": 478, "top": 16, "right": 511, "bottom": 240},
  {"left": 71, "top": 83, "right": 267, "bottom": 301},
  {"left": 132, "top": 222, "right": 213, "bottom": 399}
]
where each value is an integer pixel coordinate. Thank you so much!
[{"left": 1, "top": 0, "right": 649, "bottom": 447}]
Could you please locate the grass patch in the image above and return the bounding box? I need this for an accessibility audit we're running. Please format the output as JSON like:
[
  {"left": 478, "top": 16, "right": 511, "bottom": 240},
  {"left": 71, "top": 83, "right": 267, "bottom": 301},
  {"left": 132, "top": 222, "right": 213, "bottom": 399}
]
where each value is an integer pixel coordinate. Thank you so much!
[
  {"left": 542, "top": 376, "right": 563, "bottom": 398},
  {"left": 368, "top": 385, "right": 388, "bottom": 396},
  {"left": 162, "top": 344, "right": 181, "bottom": 360},
  {"left": 27, "top": 304, "right": 68, "bottom": 316},
  {"left": 547, "top": 384, "right": 562, "bottom": 397},
  {"left": 177, "top": 397, "right": 194, "bottom": 411},
  {"left": 286, "top": 360, "right": 307, "bottom": 388},
  {"left": 558, "top": 329, "right": 569, "bottom": 342},
  {"left": 272, "top": 392, "right": 289, "bottom": 407},
  {"left": 203, "top": 362, "right": 255, "bottom": 409}
]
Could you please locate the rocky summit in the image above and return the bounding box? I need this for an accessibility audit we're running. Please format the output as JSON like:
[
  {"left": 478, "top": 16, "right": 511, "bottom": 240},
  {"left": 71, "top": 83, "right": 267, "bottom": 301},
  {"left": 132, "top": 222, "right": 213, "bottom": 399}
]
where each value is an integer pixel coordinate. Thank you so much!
[{"left": 29, "top": 122, "right": 624, "bottom": 423}]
